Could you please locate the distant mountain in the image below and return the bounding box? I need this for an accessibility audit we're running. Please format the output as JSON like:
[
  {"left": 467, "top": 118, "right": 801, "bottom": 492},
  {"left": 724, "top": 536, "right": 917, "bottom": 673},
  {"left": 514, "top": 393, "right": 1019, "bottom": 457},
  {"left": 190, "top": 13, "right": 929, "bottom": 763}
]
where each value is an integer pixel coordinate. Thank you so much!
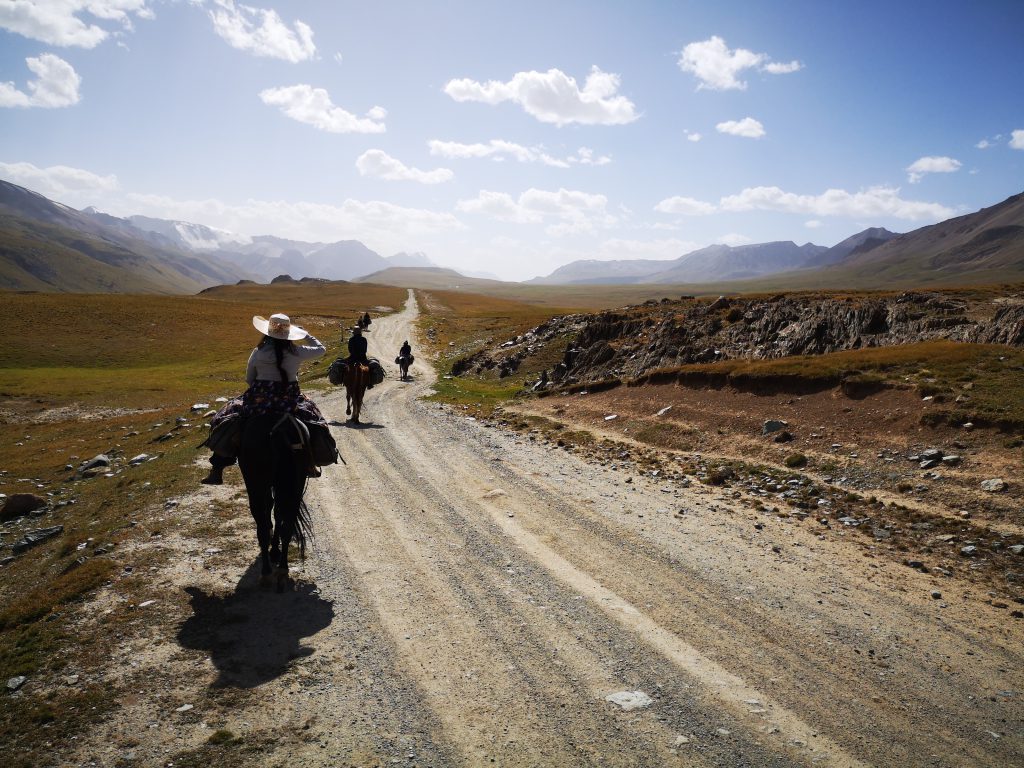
[
  {"left": 803, "top": 227, "right": 899, "bottom": 268},
  {"left": 530, "top": 257, "right": 672, "bottom": 285},
  {"left": 125, "top": 214, "right": 251, "bottom": 251},
  {"left": 534, "top": 241, "right": 828, "bottom": 285},
  {"left": 835, "top": 192, "right": 1024, "bottom": 282},
  {"left": 306, "top": 240, "right": 389, "bottom": 280},
  {"left": 647, "top": 241, "right": 827, "bottom": 283},
  {"left": 0, "top": 181, "right": 248, "bottom": 293},
  {"left": 355, "top": 266, "right": 505, "bottom": 290},
  {"left": 388, "top": 251, "right": 435, "bottom": 268}
]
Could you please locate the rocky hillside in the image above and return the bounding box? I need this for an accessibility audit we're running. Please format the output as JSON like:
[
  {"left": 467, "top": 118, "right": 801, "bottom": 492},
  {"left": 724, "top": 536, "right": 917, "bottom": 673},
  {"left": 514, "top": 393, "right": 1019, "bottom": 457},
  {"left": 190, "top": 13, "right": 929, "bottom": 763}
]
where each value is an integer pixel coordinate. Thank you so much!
[{"left": 450, "top": 290, "right": 1024, "bottom": 386}]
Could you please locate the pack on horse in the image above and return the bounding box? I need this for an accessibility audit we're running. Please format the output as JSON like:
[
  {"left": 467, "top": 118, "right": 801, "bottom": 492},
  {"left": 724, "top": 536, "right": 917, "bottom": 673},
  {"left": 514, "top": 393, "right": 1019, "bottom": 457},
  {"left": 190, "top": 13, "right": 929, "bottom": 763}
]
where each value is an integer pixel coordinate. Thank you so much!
[{"left": 201, "top": 313, "right": 333, "bottom": 590}]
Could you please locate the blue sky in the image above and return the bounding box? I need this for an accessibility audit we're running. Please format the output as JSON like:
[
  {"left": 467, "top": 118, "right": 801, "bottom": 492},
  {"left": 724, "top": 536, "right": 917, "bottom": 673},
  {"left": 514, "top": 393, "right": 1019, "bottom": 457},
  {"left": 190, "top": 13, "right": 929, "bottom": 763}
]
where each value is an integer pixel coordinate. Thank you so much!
[{"left": 2, "top": 0, "right": 1022, "bottom": 280}]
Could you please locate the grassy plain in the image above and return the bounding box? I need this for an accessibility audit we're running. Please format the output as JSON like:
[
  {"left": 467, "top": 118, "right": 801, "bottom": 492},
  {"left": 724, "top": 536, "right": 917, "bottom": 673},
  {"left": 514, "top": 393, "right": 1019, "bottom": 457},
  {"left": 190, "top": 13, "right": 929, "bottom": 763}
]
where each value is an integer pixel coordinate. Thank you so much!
[{"left": 0, "top": 282, "right": 404, "bottom": 765}]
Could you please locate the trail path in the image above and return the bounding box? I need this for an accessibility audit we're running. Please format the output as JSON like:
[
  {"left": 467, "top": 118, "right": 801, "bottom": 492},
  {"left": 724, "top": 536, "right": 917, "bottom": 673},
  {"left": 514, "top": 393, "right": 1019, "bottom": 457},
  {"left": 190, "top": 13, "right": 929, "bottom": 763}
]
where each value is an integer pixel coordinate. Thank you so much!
[{"left": 226, "top": 291, "right": 1023, "bottom": 766}]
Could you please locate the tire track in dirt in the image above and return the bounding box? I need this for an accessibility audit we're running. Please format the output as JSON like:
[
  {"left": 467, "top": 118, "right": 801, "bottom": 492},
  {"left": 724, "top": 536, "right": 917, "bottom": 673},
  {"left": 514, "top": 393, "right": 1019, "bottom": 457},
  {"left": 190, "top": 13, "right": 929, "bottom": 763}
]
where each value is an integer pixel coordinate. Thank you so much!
[{"left": 306, "top": 291, "right": 926, "bottom": 766}]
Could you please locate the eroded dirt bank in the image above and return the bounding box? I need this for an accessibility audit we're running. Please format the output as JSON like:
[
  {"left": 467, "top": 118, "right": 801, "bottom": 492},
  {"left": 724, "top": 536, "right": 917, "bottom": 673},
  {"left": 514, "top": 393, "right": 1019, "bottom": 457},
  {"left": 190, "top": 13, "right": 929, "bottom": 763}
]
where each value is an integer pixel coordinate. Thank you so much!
[{"left": 65, "top": 290, "right": 1022, "bottom": 767}]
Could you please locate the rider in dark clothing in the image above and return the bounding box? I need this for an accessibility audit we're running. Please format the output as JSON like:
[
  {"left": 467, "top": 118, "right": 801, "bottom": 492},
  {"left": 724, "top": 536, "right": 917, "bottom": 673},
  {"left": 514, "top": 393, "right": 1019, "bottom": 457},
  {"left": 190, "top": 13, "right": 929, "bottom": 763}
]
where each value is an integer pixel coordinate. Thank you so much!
[
  {"left": 347, "top": 326, "right": 369, "bottom": 364},
  {"left": 399, "top": 340, "right": 412, "bottom": 358}
]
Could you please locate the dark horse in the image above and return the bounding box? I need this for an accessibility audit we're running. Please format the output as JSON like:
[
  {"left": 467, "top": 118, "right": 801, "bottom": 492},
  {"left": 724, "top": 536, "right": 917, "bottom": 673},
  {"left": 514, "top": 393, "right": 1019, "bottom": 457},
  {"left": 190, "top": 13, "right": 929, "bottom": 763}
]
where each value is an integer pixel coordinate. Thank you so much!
[
  {"left": 343, "top": 362, "right": 370, "bottom": 423},
  {"left": 238, "top": 413, "right": 313, "bottom": 590},
  {"left": 397, "top": 354, "right": 413, "bottom": 381}
]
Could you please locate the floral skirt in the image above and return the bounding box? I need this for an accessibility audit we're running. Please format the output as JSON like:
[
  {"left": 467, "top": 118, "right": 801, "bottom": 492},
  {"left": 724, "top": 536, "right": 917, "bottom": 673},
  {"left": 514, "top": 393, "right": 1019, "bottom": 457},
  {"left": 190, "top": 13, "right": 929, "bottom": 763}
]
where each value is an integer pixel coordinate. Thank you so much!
[{"left": 210, "top": 380, "right": 326, "bottom": 428}]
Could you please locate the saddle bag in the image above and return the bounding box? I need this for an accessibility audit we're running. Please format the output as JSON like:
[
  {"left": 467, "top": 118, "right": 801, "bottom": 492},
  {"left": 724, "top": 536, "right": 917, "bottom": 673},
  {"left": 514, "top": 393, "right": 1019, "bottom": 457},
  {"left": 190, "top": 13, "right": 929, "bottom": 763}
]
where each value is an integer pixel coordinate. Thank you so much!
[
  {"left": 307, "top": 423, "right": 339, "bottom": 466},
  {"left": 327, "top": 357, "right": 347, "bottom": 385},
  {"left": 368, "top": 359, "right": 385, "bottom": 386},
  {"left": 201, "top": 414, "right": 243, "bottom": 458}
]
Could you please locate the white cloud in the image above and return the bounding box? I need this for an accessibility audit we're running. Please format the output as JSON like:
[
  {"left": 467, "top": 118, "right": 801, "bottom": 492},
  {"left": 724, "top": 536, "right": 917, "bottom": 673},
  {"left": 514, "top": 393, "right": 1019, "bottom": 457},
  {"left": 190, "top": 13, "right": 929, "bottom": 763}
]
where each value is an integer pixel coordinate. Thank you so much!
[
  {"left": 209, "top": 0, "right": 315, "bottom": 62},
  {"left": 0, "top": 160, "right": 119, "bottom": 199},
  {"left": 677, "top": 36, "right": 801, "bottom": 91},
  {"left": 120, "top": 192, "right": 462, "bottom": 248},
  {"left": 0, "top": 0, "right": 151, "bottom": 48},
  {"left": 457, "top": 187, "right": 616, "bottom": 234},
  {"left": 0, "top": 54, "right": 81, "bottom": 108},
  {"left": 1011, "top": 130, "right": 1024, "bottom": 150},
  {"left": 333, "top": 52, "right": 343, "bottom": 65},
  {"left": 719, "top": 185, "right": 954, "bottom": 220},
  {"left": 443, "top": 66, "right": 638, "bottom": 127},
  {"left": 428, "top": 139, "right": 610, "bottom": 167},
  {"left": 259, "top": 85, "right": 386, "bottom": 133},
  {"left": 355, "top": 150, "right": 453, "bottom": 184},
  {"left": 906, "top": 155, "right": 961, "bottom": 183},
  {"left": 685, "top": 131, "right": 702, "bottom": 143},
  {"left": 976, "top": 139, "right": 991, "bottom": 149},
  {"left": 717, "top": 233, "right": 752, "bottom": 246},
  {"left": 716, "top": 117, "right": 765, "bottom": 139},
  {"left": 654, "top": 196, "right": 716, "bottom": 215},
  {"left": 805, "top": 219, "right": 823, "bottom": 228}
]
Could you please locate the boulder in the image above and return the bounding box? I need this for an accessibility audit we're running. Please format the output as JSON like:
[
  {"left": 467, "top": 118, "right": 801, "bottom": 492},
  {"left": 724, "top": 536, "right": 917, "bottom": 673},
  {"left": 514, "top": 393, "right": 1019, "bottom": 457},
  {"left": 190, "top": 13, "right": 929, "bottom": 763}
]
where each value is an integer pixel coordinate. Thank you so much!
[
  {"left": 1, "top": 493, "right": 47, "bottom": 521},
  {"left": 79, "top": 454, "right": 110, "bottom": 473},
  {"left": 762, "top": 419, "right": 788, "bottom": 435},
  {"left": 981, "top": 478, "right": 1007, "bottom": 493},
  {"left": 11, "top": 525, "right": 64, "bottom": 554}
]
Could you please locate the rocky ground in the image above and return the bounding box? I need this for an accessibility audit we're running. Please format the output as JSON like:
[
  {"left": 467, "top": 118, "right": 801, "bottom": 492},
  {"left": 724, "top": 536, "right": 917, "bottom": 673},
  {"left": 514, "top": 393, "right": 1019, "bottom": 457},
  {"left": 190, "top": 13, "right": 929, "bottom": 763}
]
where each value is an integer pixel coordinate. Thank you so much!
[{"left": 13, "top": 290, "right": 1022, "bottom": 767}]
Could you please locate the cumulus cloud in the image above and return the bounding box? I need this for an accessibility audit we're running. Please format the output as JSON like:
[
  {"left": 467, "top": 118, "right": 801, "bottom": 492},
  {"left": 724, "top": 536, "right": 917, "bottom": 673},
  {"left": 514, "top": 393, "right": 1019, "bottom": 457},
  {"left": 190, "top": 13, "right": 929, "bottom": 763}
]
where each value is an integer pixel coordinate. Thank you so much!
[
  {"left": 678, "top": 36, "right": 802, "bottom": 91},
  {"left": 120, "top": 192, "right": 462, "bottom": 248},
  {"left": 457, "top": 187, "right": 616, "bottom": 235},
  {"left": 685, "top": 131, "right": 702, "bottom": 143},
  {"left": 0, "top": 54, "right": 81, "bottom": 108},
  {"left": 428, "top": 139, "right": 610, "bottom": 167},
  {"left": 1011, "top": 130, "right": 1024, "bottom": 150},
  {"left": 654, "top": 196, "right": 716, "bottom": 215},
  {"left": 0, "top": 0, "right": 151, "bottom": 48},
  {"left": 976, "top": 139, "right": 991, "bottom": 149},
  {"left": 716, "top": 117, "right": 765, "bottom": 139},
  {"left": 208, "top": 0, "right": 315, "bottom": 62},
  {"left": 0, "top": 160, "right": 119, "bottom": 200},
  {"left": 355, "top": 150, "right": 453, "bottom": 184},
  {"left": 906, "top": 155, "right": 961, "bottom": 183},
  {"left": 443, "top": 66, "right": 638, "bottom": 126},
  {"left": 719, "top": 185, "right": 954, "bottom": 220},
  {"left": 654, "top": 186, "right": 952, "bottom": 221},
  {"left": 259, "top": 85, "right": 385, "bottom": 133}
]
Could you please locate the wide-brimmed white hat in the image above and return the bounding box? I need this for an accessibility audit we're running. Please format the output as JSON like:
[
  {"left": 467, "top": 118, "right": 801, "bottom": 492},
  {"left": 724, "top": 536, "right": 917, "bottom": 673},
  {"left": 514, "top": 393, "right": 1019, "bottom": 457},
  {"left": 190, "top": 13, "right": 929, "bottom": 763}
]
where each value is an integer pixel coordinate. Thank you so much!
[{"left": 253, "top": 313, "right": 307, "bottom": 340}]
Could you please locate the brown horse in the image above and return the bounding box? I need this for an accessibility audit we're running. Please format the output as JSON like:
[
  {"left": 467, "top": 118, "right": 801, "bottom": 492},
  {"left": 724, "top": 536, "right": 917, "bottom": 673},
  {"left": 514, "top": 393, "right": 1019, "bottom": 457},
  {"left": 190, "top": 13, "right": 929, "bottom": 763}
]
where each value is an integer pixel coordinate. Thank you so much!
[{"left": 343, "top": 362, "right": 370, "bottom": 423}]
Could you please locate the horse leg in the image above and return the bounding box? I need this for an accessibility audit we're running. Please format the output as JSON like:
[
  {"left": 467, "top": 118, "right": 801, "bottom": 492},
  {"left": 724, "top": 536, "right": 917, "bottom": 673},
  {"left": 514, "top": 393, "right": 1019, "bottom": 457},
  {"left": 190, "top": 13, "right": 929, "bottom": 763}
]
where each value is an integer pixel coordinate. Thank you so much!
[
  {"left": 241, "top": 469, "right": 274, "bottom": 585},
  {"left": 269, "top": 526, "right": 281, "bottom": 566},
  {"left": 346, "top": 391, "right": 352, "bottom": 416}
]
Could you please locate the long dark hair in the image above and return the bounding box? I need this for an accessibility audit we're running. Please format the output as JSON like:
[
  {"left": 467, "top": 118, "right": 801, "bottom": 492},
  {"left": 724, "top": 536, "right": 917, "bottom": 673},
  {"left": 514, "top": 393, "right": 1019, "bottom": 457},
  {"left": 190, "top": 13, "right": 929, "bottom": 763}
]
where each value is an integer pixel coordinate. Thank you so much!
[{"left": 259, "top": 336, "right": 295, "bottom": 385}]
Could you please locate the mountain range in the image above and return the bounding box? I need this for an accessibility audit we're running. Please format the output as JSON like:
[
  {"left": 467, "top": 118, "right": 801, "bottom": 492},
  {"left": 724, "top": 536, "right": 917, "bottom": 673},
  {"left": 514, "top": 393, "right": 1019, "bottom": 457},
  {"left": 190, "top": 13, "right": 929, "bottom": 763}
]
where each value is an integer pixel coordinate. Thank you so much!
[{"left": 1, "top": 178, "right": 1022, "bottom": 294}]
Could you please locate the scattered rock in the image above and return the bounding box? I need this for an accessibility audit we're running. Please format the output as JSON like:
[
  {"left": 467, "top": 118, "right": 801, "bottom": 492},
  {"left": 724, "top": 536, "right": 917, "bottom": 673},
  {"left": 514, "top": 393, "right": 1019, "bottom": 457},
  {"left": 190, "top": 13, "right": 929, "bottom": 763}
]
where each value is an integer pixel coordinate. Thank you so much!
[
  {"left": 919, "top": 459, "right": 940, "bottom": 469},
  {"left": 1009, "top": 545, "right": 1024, "bottom": 556},
  {"left": 191, "top": 403, "right": 210, "bottom": 411},
  {"left": 931, "top": 591, "right": 942, "bottom": 600},
  {"left": 960, "top": 545, "right": 978, "bottom": 557},
  {"left": 7, "top": 676, "right": 26, "bottom": 692},
  {"left": 762, "top": 419, "right": 788, "bottom": 435},
  {"left": 11, "top": 525, "right": 63, "bottom": 554},
  {"left": 605, "top": 690, "right": 653, "bottom": 711},
  {"left": 941, "top": 455, "right": 961, "bottom": 466},
  {"left": 175, "top": 703, "right": 194, "bottom": 712},
  {"left": 604, "top": 414, "right": 618, "bottom": 421},
  {"left": 919, "top": 448, "right": 943, "bottom": 461},
  {"left": 482, "top": 489, "right": 507, "bottom": 499},
  {"left": 656, "top": 406, "right": 673, "bottom": 416},
  {"left": 129, "top": 454, "right": 151, "bottom": 466},
  {"left": 1, "top": 493, "right": 47, "bottom": 521},
  {"left": 79, "top": 454, "right": 110, "bottom": 472},
  {"left": 773, "top": 431, "right": 794, "bottom": 444},
  {"left": 981, "top": 479, "right": 1007, "bottom": 493}
]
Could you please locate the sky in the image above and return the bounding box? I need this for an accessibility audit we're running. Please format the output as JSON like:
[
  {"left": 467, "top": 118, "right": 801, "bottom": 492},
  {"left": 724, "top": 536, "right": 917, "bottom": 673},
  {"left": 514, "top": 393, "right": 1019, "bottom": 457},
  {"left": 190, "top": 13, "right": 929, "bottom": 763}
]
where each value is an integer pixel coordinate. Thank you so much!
[{"left": 1, "top": 0, "right": 1023, "bottom": 281}]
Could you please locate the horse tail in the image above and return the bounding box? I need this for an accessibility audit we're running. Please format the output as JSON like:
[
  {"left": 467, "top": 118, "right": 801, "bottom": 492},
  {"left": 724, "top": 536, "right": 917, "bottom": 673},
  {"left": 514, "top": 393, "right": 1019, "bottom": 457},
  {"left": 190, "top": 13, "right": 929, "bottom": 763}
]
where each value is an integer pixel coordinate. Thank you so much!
[{"left": 293, "top": 483, "right": 313, "bottom": 559}]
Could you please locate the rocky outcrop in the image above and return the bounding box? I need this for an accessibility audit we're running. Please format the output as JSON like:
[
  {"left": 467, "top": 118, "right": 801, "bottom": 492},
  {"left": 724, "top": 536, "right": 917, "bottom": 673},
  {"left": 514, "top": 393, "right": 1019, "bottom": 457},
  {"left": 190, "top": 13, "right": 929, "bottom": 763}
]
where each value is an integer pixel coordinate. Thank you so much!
[{"left": 450, "top": 290, "right": 1024, "bottom": 387}]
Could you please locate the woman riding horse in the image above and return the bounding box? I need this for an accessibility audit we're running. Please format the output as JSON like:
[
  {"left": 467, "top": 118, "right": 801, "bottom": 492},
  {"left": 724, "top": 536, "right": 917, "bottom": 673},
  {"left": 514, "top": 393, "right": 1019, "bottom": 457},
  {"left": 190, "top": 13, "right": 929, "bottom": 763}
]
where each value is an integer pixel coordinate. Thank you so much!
[{"left": 204, "top": 313, "right": 326, "bottom": 589}]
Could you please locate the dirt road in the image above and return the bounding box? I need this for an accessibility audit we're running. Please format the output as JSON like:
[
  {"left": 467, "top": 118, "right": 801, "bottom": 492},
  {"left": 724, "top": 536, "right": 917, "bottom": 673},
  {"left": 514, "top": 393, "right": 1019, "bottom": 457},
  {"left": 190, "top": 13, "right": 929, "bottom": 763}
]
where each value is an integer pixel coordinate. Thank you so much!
[{"left": 240, "top": 290, "right": 1019, "bottom": 768}]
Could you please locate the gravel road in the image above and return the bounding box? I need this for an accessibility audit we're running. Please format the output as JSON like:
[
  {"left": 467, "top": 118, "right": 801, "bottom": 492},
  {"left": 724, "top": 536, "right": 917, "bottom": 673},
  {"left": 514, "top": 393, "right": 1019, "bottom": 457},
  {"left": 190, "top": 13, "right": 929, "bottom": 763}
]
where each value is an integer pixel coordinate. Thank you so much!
[{"left": 289, "top": 290, "right": 1023, "bottom": 767}]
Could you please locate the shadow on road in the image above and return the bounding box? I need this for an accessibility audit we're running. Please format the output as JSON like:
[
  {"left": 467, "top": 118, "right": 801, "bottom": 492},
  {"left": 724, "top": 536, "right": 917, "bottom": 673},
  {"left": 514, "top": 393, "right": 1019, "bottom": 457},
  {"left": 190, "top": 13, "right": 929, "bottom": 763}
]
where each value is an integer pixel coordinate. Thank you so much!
[
  {"left": 176, "top": 561, "right": 334, "bottom": 688},
  {"left": 337, "top": 421, "right": 386, "bottom": 430}
]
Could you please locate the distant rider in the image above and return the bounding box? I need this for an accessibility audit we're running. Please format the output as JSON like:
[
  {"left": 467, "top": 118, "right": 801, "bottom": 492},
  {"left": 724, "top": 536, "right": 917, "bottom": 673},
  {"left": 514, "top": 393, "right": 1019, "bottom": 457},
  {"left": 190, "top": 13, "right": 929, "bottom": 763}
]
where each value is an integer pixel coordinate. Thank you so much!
[
  {"left": 347, "top": 325, "right": 369, "bottom": 365},
  {"left": 399, "top": 340, "right": 412, "bottom": 359}
]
